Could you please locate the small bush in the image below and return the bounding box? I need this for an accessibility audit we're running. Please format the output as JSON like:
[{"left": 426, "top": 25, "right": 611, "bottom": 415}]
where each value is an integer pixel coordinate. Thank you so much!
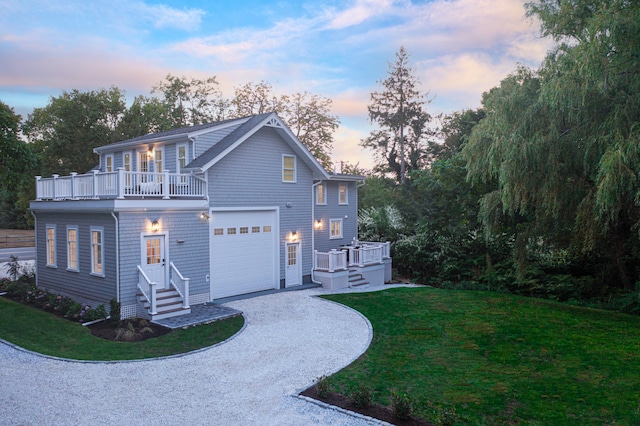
[
  {"left": 350, "top": 384, "right": 373, "bottom": 408},
  {"left": 315, "top": 375, "right": 332, "bottom": 399},
  {"left": 390, "top": 389, "right": 413, "bottom": 420},
  {"left": 109, "top": 298, "right": 121, "bottom": 325}
]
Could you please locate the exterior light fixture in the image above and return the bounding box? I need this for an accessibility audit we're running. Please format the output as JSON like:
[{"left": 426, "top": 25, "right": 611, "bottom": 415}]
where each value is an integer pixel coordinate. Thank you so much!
[
  {"left": 151, "top": 220, "right": 160, "bottom": 232},
  {"left": 147, "top": 145, "right": 154, "bottom": 158},
  {"left": 314, "top": 219, "right": 322, "bottom": 230},
  {"left": 290, "top": 231, "right": 298, "bottom": 241},
  {"left": 200, "top": 212, "right": 210, "bottom": 220}
]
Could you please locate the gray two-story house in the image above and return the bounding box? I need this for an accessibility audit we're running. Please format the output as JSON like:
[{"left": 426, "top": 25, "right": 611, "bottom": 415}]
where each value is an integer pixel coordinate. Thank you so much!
[{"left": 30, "top": 112, "right": 391, "bottom": 320}]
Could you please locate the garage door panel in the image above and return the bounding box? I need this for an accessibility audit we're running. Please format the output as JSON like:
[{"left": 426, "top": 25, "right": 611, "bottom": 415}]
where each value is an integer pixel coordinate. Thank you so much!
[{"left": 210, "top": 210, "right": 277, "bottom": 299}]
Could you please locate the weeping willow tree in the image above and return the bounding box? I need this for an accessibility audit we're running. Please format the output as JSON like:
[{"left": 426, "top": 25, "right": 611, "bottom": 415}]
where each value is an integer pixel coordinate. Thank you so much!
[{"left": 463, "top": 0, "right": 640, "bottom": 289}]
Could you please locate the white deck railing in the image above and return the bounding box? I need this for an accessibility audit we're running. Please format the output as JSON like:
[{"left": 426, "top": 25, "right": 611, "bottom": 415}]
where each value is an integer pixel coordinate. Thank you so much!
[
  {"left": 137, "top": 265, "right": 157, "bottom": 315},
  {"left": 314, "top": 249, "right": 347, "bottom": 272},
  {"left": 314, "top": 241, "right": 390, "bottom": 272},
  {"left": 170, "top": 262, "right": 190, "bottom": 309},
  {"left": 35, "top": 168, "right": 206, "bottom": 201}
]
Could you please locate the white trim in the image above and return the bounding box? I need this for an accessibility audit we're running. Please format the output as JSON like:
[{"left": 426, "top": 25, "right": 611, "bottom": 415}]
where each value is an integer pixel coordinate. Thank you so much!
[
  {"left": 285, "top": 242, "right": 302, "bottom": 287},
  {"left": 339, "top": 183, "right": 348, "bottom": 205},
  {"left": 282, "top": 154, "right": 297, "bottom": 183},
  {"left": 330, "top": 218, "right": 343, "bottom": 239},
  {"left": 105, "top": 154, "right": 114, "bottom": 172},
  {"left": 154, "top": 146, "right": 164, "bottom": 173},
  {"left": 90, "top": 226, "right": 105, "bottom": 277},
  {"left": 66, "top": 225, "right": 79, "bottom": 272},
  {"left": 140, "top": 231, "right": 169, "bottom": 290},
  {"left": 176, "top": 143, "right": 188, "bottom": 173},
  {"left": 46, "top": 224, "right": 57, "bottom": 268}
]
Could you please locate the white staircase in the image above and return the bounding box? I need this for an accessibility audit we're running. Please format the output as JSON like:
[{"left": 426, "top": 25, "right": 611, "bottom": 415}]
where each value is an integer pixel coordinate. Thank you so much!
[
  {"left": 138, "top": 287, "right": 191, "bottom": 320},
  {"left": 348, "top": 269, "right": 369, "bottom": 287}
]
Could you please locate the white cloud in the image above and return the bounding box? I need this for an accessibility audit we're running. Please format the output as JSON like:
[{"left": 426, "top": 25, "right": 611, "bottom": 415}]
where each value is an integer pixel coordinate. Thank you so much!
[
  {"left": 324, "top": 0, "right": 395, "bottom": 30},
  {"left": 137, "top": 3, "right": 206, "bottom": 31}
]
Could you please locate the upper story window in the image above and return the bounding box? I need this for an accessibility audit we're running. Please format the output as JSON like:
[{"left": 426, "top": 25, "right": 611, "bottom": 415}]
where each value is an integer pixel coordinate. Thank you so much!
[
  {"left": 177, "top": 144, "right": 188, "bottom": 184},
  {"left": 90, "top": 227, "right": 104, "bottom": 277},
  {"left": 339, "top": 183, "right": 348, "bottom": 205},
  {"left": 46, "top": 224, "right": 56, "bottom": 267},
  {"left": 105, "top": 154, "right": 114, "bottom": 172},
  {"left": 67, "top": 226, "right": 79, "bottom": 272},
  {"left": 316, "top": 184, "right": 326, "bottom": 205},
  {"left": 330, "top": 218, "right": 343, "bottom": 239},
  {"left": 283, "top": 155, "right": 296, "bottom": 183},
  {"left": 123, "top": 151, "right": 132, "bottom": 187},
  {"left": 154, "top": 147, "right": 163, "bottom": 173}
]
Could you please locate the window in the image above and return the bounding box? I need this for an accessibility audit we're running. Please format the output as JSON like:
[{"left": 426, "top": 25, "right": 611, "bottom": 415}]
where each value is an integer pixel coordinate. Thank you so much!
[
  {"left": 177, "top": 144, "right": 188, "bottom": 184},
  {"left": 282, "top": 155, "right": 296, "bottom": 182},
  {"left": 214, "top": 228, "right": 224, "bottom": 236},
  {"left": 330, "top": 219, "right": 343, "bottom": 239},
  {"left": 263, "top": 225, "right": 271, "bottom": 233},
  {"left": 252, "top": 226, "right": 260, "bottom": 233},
  {"left": 67, "top": 226, "right": 79, "bottom": 271},
  {"left": 240, "top": 227, "right": 249, "bottom": 234},
  {"left": 105, "top": 154, "right": 114, "bottom": 172},
  {"left": 46, "top": 225, "right": 56, "bottom": 267},
  {"left": 339, "top": 183, "right": 348, "bottom": 205},
  {"left": 139, "top": 151, "right": 149, "bottom": 182},
  {"left": 316, "top": 184, "right": 326, "bottom": 205},
  {"left": 123, "top": 151, "right": 132, "bottom": 187},
  {"left": 90, "top": 227, "right": 104, "bottom": 276},
  {"left": 154, "top": 147, "right": 163, "bottom": 173},
  {"left": 227, "top": 228, "right": 236, "bottom": 235}
]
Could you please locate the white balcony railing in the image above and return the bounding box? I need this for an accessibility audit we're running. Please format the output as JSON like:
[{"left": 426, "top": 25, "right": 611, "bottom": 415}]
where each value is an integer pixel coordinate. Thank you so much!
[
  {"left": 35, "top": 169, "right": 206, "bottom": 201},
  {"left": 314, "top": 241, "right": 390, "bottom": 272},
  {"left": 170, "top": 262, "right": 190, "bottom": 309},
  {"left": 314, "top": 249, "right": 347, "bottom": 272}
]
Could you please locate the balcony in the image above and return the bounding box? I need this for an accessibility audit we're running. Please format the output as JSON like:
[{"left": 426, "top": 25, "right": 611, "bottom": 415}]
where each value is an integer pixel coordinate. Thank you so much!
[{"left": 35, "top": 169, "right": 207, "bottom": 201}]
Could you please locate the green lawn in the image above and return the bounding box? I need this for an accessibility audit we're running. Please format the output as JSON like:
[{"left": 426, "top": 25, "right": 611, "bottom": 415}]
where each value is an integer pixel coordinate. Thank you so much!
[
  {"left": 322, "top": 287, "right": 640, "bottom": 425},
  {"left": 0, "top": 297, "right": 244, "bottom": 360}
]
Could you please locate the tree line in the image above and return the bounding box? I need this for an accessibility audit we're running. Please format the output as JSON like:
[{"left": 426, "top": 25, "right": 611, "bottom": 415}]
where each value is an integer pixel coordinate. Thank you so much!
[{"left": 0, "top": 78, "right": 339, "bottom": 228}]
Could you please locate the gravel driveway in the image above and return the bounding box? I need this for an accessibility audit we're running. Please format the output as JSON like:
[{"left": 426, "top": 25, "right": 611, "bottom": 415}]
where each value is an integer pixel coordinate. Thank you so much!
[{"left": 0, "top": 284, "right": 399, "bottom": 425}]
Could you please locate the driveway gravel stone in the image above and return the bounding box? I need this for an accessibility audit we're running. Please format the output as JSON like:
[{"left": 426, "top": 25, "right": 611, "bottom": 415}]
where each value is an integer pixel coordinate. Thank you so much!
[{"left": 0, "top": 284, "right": 407, "bottom": 425}]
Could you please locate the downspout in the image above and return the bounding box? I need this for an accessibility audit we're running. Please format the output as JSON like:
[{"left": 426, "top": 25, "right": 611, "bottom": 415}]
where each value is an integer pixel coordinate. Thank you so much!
[
  {"left": 111, "top": 212, "right": 120, "bottom": 303},
  {"left": 30, "top": 210, "right": 38, "bottom": 288},
  {"left": 311, "top": 181, "right": 322, "bottom": 284}
]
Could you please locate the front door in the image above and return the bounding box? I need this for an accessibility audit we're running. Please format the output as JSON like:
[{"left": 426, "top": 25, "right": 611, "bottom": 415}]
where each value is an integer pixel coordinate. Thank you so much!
[
  {"left": 142, "top": 234, "right": 166, "bottom": 289},
  {"left": 285, "top": 242, "right": 301, "bottom": 287}
]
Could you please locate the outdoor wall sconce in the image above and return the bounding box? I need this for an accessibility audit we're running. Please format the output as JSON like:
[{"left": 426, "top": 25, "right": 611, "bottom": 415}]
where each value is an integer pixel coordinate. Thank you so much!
[
  {"left": 200, "top": 212, "right": 210, "bottom": 220},
  {"left": 151, "top": 220, "right": 160, "bottom": 232},
  {"left": 147, "top": 145, "right": 154, "bottom": 158},
  {"left": 289, "top": 231, "right": 298, "bottom": 241},
  {"left": 315, "top": 219, "right": 322, "bottom": 230}
]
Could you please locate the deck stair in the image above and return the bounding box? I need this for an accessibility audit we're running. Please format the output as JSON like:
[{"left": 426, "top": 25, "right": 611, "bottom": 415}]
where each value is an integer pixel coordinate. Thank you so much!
[
  {"left": 348, "top": 269, "right": 369, "bottom": 287},
  {"left": 138, "top": 287, "right": 191, "bottom": 320}
]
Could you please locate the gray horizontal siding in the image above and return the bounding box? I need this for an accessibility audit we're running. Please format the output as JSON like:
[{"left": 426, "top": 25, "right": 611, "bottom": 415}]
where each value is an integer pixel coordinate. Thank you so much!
[
  {"left": 207, "top": 127, "right": 314, "bottom": 278},
  {"left": 117, "top": 211, "right": 210, "bottom": 307},
  {"left": 34, "top": 212, "right": 117, "bottom": 307},
  {"left": 194, "top": 124, "right": 242, "bottom": 157},
  {"left": 314, "top": 181, "right": 359, "bottom": 253}
]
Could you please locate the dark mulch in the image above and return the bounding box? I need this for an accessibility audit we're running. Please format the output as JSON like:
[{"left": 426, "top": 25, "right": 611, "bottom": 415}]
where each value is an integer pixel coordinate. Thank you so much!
[
  {"left": 88, "top": 318, "right": 171, "bottom": 341},
  {"left": 301, "top": 385, "right": 432, "bottom": 425}
]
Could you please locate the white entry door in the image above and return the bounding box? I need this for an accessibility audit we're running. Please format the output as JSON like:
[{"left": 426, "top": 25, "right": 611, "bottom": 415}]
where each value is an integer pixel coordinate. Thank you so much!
[
  {"left": 285, "top": 242, "right": 301, "bottom": 287},
  {"left": 142, "top": 235, "right": 166, "bottom": 289}
]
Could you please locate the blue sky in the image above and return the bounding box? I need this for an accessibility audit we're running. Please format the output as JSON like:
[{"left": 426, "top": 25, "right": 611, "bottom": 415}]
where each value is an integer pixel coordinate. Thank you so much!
[{"left": 0, "top": 0, "right": 551, "bottom": 169}]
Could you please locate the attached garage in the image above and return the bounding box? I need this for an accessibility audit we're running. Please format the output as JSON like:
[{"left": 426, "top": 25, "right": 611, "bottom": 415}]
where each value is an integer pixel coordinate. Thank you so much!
[{"left": 209, "top": 209, "right": 279, "bottom": 299}]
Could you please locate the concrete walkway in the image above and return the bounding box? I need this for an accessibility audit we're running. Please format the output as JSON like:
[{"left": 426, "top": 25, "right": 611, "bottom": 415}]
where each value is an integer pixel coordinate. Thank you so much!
[{"left": 0, "top": 285, "right": 400, "bottom": 425}]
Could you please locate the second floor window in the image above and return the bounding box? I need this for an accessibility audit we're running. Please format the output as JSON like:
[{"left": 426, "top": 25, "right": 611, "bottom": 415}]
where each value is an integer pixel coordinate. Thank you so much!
[
  {"left": 283, "top": 155, "right": 296, "bottom": 182},
  {"left": 67, "top": 226, "right": 78, "bottom": 271},
  {"left": 316, "top": 184, "right": 326, "bottom": 204},
  {"left": 339, "top": 183, "right": 348, "bottom": 204}
]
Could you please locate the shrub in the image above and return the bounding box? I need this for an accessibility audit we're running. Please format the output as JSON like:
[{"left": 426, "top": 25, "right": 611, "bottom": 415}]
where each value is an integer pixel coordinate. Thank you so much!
[
  {"left": 350, "top": 384, "right": 373, "bottom": 408},
  {"left": 390, "top": 389, "right": 413, "bottom": 420},
  {"left": 109, "top": 298, "right": 121, "bottom": 325},
  {"left": 315, "top": 375, "right": 332, "bottom": 399}
]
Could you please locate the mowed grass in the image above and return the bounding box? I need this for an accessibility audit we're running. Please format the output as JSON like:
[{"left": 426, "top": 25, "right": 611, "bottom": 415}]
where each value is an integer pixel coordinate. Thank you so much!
[
  {"left": 322, "top": 287, "right": 640, "bottom": 425},
  {"left": 0, "top": 297, "right": 244, "bottom": 361}
]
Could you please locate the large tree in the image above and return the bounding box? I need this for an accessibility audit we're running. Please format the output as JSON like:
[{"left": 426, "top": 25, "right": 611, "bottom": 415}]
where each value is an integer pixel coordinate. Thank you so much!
[
  {"left": 231, "top": 81, "right": 339, "bottom": 169},
  {"left": 463, "top": 0, "right": 640, "bottom": 289},
  {"left": 362, "top": 46, "right": 432, "bottom": 184},
  {"left": 23, "top": 87, "right": 127, "bottom": 176}
]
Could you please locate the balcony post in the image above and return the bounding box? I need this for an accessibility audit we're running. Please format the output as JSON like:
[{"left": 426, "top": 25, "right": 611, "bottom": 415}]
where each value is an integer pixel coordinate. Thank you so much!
[
  {"left": 70, "top": 172, "right": 77, "bottom": 200},
  {"left": 52, "top": 174, "right": 59, "bottom": 200},
  {"left": 162, "top": 170, "right": 170, "bottom": 199},
  {"left": 183, "top": 278, "right": 190, "bottom": 309},
  {"left": 149, "top": 282, "right": 157, "bottom": 315},
  {"left": 116, "top": 167, "right": 125, "bottom": 199},
  {"left": 91, "top": 170, "right": 99, "bottom": 199},
  {"left": 35, "top": 176, "right": 42, "bottom": 200}
]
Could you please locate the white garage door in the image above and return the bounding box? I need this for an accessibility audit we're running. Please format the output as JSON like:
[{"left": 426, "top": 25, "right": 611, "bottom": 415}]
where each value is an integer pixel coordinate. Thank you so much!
[{"left": 210, "top": 210, "right": 278, "bottom": 299}]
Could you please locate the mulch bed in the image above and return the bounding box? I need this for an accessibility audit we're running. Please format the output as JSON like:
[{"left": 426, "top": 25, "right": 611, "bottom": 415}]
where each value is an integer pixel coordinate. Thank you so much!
[
  {"left": 300, "top": 385, "right": 431, "bottom": 425},
  {"left": 88, "top": 318, "right": 171, "bottom": 341}
]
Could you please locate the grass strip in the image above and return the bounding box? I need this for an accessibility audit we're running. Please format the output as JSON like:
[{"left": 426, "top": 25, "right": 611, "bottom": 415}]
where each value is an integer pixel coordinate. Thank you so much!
[
  {"left": 0, "top": 297, "right": 243, "bottom": 361},
  {"left": 322, "top": 287, "right": 640, "bottom": 425}
]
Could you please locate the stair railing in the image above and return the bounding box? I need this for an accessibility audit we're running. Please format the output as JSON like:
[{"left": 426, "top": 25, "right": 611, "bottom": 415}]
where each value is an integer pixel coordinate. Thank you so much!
[
  {"left": 169, "top": 262, "right": 190, "bottom": 309},
  {"left": 137, "top": 265, "right": 157, "bottom": 315}
]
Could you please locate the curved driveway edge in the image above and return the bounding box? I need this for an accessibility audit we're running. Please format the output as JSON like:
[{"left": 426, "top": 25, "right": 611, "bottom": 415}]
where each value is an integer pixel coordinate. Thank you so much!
[{"left": 0, "top": 284, "right": 411, "bottom": 425}]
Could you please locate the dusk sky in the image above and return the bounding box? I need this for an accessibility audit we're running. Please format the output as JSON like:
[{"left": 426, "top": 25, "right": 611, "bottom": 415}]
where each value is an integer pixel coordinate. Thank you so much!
[{"left": 0, "top": 0, "right": 552, "bottom": 169}]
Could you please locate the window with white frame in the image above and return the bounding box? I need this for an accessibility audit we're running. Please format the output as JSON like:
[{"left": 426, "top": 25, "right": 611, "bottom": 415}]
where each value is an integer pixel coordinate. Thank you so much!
[
  {"left": 339, "top": 183, "right": 348, "bottom": 205},
  {"left": 316, "top": 183, "right": 326, "bottom": 205},
  {"left": 105, "top": 154, "right": 114, "bottom": 172},
  {"left": 123, "top": 151, "right": 132, "bottom": 187},
  {"left": 67, "top": 226, "right": 79, "bottom": 271},
  {"left": 154, "top": 147, "right": 163, "bottom": 173},
  {"left": 177, "top": 144, "right": 188, "bottom": 184},
  {"left": 330, "top": 218, "right": 343, "bottom": 239},
  {"left": 90, "top": 227, "right": 104, "bottom": 276},
  {"left": 46, "top": 225, "right": 56, "bottom": 267},
  {"left": 282, "top": 155, "right": 296, "bottom": 182}
]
